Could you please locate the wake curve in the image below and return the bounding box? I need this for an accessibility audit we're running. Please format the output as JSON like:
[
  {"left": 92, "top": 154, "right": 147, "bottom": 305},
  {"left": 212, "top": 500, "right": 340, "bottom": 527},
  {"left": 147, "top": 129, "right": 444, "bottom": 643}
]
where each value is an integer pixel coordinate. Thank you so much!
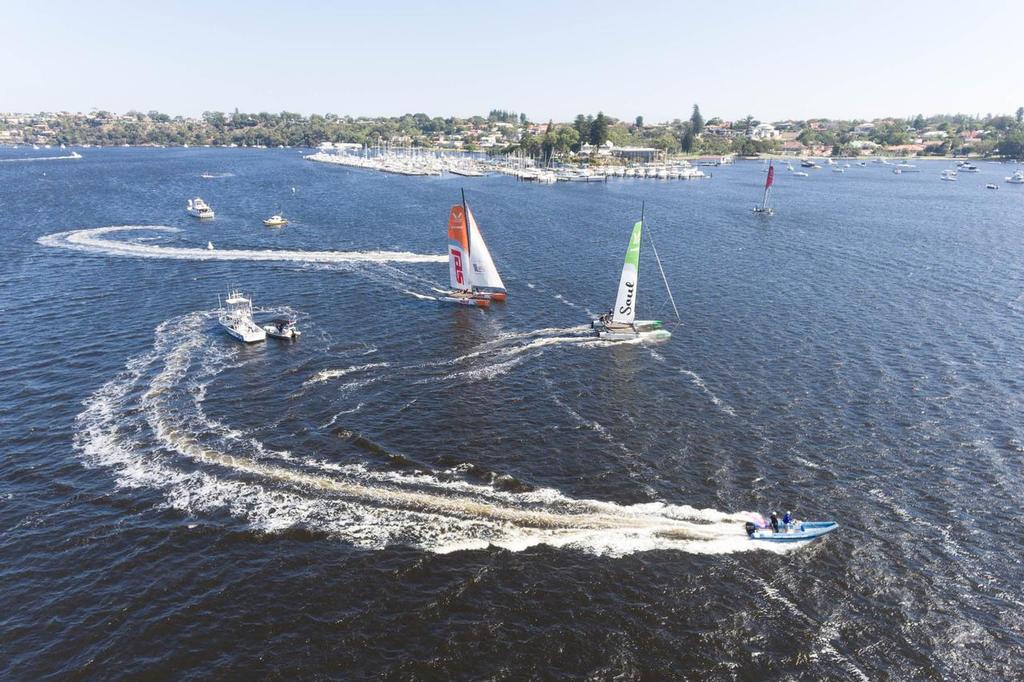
[
  {"left": 39, "top": 226, "right": 446, "bottom": 264},
  {"left": 76, "top": 311, "right": 799, "bottom": 556}
]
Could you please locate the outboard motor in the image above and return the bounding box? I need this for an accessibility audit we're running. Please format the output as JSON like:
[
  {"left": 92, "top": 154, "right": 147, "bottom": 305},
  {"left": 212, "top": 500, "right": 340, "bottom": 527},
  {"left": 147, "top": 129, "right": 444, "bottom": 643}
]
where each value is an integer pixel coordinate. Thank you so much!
[{"left": 744, "top": 521, "right": 757, "bottom": 537}]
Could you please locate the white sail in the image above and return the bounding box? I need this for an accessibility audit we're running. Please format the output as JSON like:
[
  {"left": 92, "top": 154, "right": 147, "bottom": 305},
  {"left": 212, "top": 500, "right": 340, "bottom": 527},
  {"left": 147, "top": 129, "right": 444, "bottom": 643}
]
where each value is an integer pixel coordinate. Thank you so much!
[
  {"left": 611, "top": 221, "right": 643, "bottom": 324},
  {"left": 466, "top": 208, "right": 505, "bottom": 292}
]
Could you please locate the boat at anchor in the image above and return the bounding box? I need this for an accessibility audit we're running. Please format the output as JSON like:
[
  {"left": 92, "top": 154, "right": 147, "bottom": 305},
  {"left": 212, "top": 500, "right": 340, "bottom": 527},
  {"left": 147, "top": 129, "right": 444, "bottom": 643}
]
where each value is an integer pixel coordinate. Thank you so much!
[
  {"left": 263, "top": 317, "right": 300, "bottom": 339},
  {"left": 218, "top": 290, "right": 265, "bottom": 343},
  {"left": 187, "top": 197, "right": 215, "bottom": 219}
]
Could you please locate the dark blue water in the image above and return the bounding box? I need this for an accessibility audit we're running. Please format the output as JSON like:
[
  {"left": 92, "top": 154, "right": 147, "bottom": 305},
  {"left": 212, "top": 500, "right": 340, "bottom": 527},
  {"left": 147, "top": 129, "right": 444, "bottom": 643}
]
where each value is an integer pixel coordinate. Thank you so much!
[{"left": 2, "top": 148, "right": 1023, "bottom": 679}]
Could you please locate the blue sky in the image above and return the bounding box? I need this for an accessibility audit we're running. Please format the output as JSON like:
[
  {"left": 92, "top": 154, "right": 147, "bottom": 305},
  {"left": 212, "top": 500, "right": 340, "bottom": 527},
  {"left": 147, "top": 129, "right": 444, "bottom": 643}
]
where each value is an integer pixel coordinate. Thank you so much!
[{"left": 4, "top": 0, "right": 1021, "bottom": 122}]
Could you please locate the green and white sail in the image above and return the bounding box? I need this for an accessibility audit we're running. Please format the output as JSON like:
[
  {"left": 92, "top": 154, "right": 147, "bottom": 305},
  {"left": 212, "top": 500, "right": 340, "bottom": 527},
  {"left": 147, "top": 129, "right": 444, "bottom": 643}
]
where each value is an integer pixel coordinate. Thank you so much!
[{"left": 611, "top": 220, "right": 642, "bottom": 324}]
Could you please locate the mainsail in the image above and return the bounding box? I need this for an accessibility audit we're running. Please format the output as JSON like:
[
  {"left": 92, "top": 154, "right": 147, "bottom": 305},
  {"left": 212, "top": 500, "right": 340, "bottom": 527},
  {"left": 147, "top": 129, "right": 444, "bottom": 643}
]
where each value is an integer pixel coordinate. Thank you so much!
[
  {"left": 611, "top": 220, "right": 643, "bottom": 324},
  {"left": 762, "top": 162, "right": 774, "bottom": 210},
  {"left": 447, "top": 205, "right": 471, "bottom": 291},
  {"left": 466, "top": 207, "right": 506, "bottom": 293}
]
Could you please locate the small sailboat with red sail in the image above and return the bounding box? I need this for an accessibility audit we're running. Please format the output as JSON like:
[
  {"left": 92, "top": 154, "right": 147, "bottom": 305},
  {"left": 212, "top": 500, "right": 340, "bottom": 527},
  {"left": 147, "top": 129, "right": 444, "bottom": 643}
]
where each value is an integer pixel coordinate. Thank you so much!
[
  {"left": 754, "top": 162, "right": 775, "bottom": 215},
  {"left": 438, "top": 190, "right": 508, "bottom": 307}
]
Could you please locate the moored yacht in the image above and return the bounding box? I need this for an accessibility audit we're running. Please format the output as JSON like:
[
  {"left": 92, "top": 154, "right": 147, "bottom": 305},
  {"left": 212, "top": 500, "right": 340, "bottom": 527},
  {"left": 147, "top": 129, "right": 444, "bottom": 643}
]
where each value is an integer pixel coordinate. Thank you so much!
[
  {"left": 219, "top": 290, "right": 266, "bottom": 343},
  {"left": 1005, "top": 170, "right": 1024, "bottom": 184},
  {"left": 187, "top": 197, "right": 215, "bottom": 219},
  {"left": 940, "top": 169, "right": 958, "bottom": 181}
]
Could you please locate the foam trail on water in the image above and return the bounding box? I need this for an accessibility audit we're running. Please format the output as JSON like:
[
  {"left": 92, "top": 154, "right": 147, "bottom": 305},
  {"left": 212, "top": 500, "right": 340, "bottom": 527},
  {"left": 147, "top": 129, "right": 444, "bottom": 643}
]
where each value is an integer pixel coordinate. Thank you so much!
[
  {"left": 76, "top": 311, "right": 802, "bottom": 556},
  {"left": 304, "top": 362, "right": 391, "bottom": 387},
  {"left": 39, "top": 226, "right": 446, "bottom": 264},
  {"left": 1, "top": 152, "right": 82, "bottom": 163}
]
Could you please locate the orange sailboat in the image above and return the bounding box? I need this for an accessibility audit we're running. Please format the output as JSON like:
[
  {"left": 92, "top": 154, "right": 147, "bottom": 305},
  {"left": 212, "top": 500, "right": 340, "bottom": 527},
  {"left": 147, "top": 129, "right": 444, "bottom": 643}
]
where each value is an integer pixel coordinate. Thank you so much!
[{"left": 439, "top": 191, "right": 508, "bottom": 307}]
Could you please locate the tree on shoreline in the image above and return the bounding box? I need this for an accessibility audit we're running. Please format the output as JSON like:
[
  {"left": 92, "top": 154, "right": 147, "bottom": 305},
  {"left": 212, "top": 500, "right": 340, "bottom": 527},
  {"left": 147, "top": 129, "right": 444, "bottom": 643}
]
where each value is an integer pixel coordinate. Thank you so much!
[{"left": 690, "top": 105, "right": 704, "bottom": 136}]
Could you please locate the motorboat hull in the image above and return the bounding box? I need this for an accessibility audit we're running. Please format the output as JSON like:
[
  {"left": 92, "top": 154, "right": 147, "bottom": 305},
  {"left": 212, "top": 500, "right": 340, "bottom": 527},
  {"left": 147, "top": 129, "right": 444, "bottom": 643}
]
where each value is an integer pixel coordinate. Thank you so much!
[
  {"left": 749, "top": 521, "right": 838, "bottom": 542},
  {"left": 264, "top": 326, "right": 300, "bottom": 340},
  {"left": 221, "top": 323, "right": 266, "bottom": 343}
]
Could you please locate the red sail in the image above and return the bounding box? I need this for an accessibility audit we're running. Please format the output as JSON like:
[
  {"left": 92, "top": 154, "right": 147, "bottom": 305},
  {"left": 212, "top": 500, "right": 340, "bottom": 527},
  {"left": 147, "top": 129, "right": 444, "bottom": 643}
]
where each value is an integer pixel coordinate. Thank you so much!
[{"left": 765, "top": 163, "right": 775, "bottom": 189}]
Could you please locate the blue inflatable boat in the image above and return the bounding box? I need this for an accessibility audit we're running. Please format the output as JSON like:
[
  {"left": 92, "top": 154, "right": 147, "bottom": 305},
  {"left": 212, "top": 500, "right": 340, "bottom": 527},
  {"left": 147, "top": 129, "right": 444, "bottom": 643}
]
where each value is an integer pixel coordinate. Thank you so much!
[{"left": 745, "top": 521, "right": 838, "bottom": 542}]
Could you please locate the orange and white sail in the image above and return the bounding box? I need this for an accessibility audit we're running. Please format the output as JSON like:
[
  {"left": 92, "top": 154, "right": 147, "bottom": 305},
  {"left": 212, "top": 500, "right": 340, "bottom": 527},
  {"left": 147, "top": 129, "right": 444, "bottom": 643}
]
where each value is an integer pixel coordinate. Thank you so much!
[
  {"left": 447, "top": 205, "right": 471, "bottom": 291},
  {"left": 466, "top": 206, "right": 506, "bottom": 296}
]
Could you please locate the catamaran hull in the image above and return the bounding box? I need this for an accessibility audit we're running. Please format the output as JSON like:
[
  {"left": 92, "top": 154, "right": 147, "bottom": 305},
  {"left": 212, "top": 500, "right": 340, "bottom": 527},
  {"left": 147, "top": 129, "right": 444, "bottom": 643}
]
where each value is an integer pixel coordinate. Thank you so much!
[
  {"left": 439, "top": 295, "right": 490, "bottom": 308},
  {"left": 480, "top": 291, "right": 507, "bottom": 302},
  {"left": 749, "top": 521, "right": 838, "bottom": 542},
  {"left": 592, "top": 319, "right": 669, "bottom": 341}
]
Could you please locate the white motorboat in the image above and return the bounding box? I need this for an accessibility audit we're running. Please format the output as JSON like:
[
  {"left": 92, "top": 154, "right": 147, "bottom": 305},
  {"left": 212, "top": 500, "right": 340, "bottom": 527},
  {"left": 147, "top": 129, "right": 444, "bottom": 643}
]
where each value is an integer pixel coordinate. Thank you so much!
[
  {"left": 263, "top": 214, "right": 288, "bottom": 227},
  {"left": 1005, "top": 170, "right": 1024, "bottom": 184},
  {"left": 940, "top": 169, "right": 958, "bottom": 181},
  {"left": 792, "top": 171, "right": 809, "bottom": 177},
  {"left": 959, "top": 163, "right": 979, "bottom": 173},
  {"left": 263, "top": 318, "right": 300, "bottom": 340},
  {"left": 219, "top": 290, "right": 266, "bottom": 343},
  {"left": 187, "top": 197, "right": 215, "bottom": 219}
]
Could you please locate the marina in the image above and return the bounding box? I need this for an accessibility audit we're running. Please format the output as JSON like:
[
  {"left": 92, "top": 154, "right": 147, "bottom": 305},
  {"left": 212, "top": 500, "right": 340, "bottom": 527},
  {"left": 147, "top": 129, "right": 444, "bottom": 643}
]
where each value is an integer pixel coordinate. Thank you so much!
[{"left": 305, "top": 145, "right": 709, "bottom": 184}]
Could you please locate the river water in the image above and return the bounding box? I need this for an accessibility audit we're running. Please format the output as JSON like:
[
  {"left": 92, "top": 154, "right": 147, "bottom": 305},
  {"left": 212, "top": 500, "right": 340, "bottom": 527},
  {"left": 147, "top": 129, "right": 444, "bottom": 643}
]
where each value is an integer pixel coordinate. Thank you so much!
[{"left": 2, "top": 148, "right": 1022, "bottom": 679}]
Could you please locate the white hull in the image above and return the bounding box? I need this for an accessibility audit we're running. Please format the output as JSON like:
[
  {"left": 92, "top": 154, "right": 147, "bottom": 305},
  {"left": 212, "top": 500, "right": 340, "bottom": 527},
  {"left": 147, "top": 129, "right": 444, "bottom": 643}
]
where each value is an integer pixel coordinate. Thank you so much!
[
  {"left": 264, "top": 326, "right": 300, "bottom": 340},
  {"left": 221, "top": 322, "right": 266, "bottom": 343},
  {"left": 439, "top": 294, "right": 489, "bottom": 307},
  {"left": 592, "top": 318, "right": 670, "bottom": 341}
]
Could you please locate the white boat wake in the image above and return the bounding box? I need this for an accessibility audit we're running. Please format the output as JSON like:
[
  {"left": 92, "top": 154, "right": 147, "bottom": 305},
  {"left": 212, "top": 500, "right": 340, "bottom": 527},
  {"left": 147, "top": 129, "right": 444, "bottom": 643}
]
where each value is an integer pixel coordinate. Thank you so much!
[
  {"left": 77, "top": 311, "right": 797, "bottom": 556},
  {"left": 38, "top": 226, "right": 446, "bottom": 264},
  {"left": 0, "top": 151, "right": 82, "bottom": 163}
]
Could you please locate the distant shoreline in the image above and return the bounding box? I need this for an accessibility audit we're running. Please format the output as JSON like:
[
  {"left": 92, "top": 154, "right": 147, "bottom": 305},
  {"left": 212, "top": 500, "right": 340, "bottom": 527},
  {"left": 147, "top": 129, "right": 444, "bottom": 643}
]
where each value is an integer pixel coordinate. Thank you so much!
[{"left": 2, "top": 143, "right": 1019, "bottom": 164}]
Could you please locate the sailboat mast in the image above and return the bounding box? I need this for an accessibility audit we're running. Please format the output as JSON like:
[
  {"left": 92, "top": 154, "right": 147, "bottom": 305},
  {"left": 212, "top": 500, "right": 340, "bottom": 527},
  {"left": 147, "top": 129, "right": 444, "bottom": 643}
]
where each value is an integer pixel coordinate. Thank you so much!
[
  {"left": 643, "top": 206, "right": 682, "bottom": 322},
  {"left": 461, "top": 188, "right": 471, "bottom": 256}
]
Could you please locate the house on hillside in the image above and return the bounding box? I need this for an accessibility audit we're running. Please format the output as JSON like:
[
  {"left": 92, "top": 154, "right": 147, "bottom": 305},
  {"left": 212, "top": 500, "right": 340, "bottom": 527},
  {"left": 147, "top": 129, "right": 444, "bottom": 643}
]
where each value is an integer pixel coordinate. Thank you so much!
[
  {"left": 750, "top": 123, "right": 779, "bottom": 140},
  {"left": 611, "top": 146, "right": 662, "bottom": 163}
]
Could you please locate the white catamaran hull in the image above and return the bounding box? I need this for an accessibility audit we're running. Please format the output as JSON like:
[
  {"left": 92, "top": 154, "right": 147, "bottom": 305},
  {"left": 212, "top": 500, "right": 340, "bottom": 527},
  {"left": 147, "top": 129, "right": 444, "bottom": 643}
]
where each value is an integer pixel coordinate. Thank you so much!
[
  {"left": 439, "top": 294, "right": 490, "bottom": 308},
  {"left": 592, "top": 319, "right": 670, "bottom": 341}
]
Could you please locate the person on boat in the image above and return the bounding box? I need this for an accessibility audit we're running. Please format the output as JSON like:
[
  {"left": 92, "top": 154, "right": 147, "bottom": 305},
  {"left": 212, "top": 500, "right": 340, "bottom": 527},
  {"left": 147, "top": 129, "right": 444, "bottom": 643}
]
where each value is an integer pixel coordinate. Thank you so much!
[
  {"left": 769, "top": 512, "right": 780, "bottom": 533},
  {"left": 783, "top": 510, "right": 793, "bottom": 530}
]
